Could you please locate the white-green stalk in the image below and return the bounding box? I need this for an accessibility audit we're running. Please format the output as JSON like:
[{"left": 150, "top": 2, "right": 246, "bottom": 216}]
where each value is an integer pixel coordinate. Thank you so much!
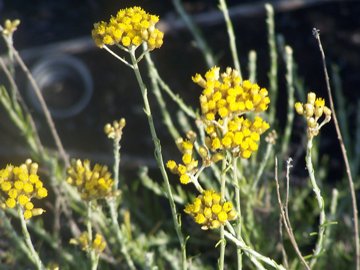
[
  {"left": 128, "top": 47, "right": 188, "bottom": 270},
  {"left": 218, "top": 158, "right": 227, "bottom": 270},
  {"left": 219, "top": 0, "right": 242, "bottom": 78},
  {"left": 306, "top": 138, "right": 326, "bottom": 268},
  {"left": 18, "top": 206, "right": 44, "bottom": 270},
  {"left": 233, "top": 157, "right": 242, "bottom": 270}
]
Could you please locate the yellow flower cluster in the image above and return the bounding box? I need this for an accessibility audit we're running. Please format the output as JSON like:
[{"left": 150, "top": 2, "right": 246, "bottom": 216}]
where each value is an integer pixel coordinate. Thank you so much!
[
  {"left": 92, "top": 6, "right": 164, "bottom": 50},
  {"left": 205, "top": 116, "right": 269, "bottom": 158},
  {"left": 184, "top": 190, "right": 237, "bottom": 230},
  {"left": 0, "top": 159, "right": 48, "bottom": 220},
  {"left": 193, "top": 67, "right": 270, "bottom": 120},
  {"left": 295, "top": 92, "right": 331, "bottom": 138},
  {"left": 70, "top": 232, "right": 107, "bottom": 253},
  {"left": 104, "top": 118, "right": 126, "bottom": 140},
  {"left": 193, "top": 66, "right": 270, "bottom": 158},
  {"left": 67, "top": 160, "right": 114, "bottom": 201},
  {"left": 166, "top": 138, "right": 198, "bottom": 185}
]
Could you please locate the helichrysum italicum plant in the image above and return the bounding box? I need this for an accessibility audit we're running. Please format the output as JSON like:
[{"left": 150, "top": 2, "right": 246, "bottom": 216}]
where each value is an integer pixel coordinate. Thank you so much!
[
  {"left": 66, "top": 159, "right": 114, "bottom": 201},
  {"left": 295, "top": 91, "right": 332, "bottom": 268},
  {"left": 0, "top": 159, "right": 47, "bottom": 220}
]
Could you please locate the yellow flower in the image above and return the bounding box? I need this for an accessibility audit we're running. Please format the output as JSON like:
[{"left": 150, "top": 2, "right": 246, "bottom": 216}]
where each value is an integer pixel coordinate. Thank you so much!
[
  {"left": 70, "top": 232, "right": 106, "bottom": 254},
  {"left": 92, "top": 6, "right": 164, "bottom": 50},
  {"left": 295, "top": 92, "right": 331, "bottom": 138},
  {"left": 0, "top": 159, "right": 47, "bottom": 219},
  {"left": 184, "top": 190, "right": 237, "bottom": 230},
  {"left": 67, "top": 159, "right": 114, "bottom": 201}
]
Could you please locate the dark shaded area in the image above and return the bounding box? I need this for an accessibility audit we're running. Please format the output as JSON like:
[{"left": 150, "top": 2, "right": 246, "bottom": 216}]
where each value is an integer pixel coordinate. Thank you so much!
[{"left": 0, "top": 0, "right": 359, "bottom": 174}]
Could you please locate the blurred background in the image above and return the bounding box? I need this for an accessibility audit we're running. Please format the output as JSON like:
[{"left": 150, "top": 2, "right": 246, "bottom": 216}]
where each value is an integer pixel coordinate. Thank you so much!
[{"left": 0, "top": 0, "right": 359, "bottom": 175}]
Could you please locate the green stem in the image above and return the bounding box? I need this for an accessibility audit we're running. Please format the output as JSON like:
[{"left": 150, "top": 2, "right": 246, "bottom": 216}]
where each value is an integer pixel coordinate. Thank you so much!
[
  {"left": 281, "top": 46, "right": 295, "bottom": 159},
  {"left": 248, "top": 50, "right": 257, "bottom": 83},
  {"left": 224, "top": 230, "right": 286, "bottom": 270},
  {"left": 219, "top": 0, "right": 242, "bottom": 78},
  {"left": 108, "top": 200, "right": 136, "bottom": 270},
  {"left": 265, "top": 4, "right": 278, "bottom": 124},
  {"left": 172, "top": 0, "right": 215, "bottom": 68},
  {"left": 87, "top": 201, "right": 98, "bottom": 270},
  {"left": 306, "top": 138, "right": 326, "bottom": 268},
  {"left": 18, "top": 206, "right": 44, "bottom": 270},
  {"left": 113, "top": 137, "right": 121, "bottom": 192},
  {"left": 218, "top": 158, "right": 227, "bottom": 270},
  {"left": 129, "top": 47, "right": 187, "bottom": 270},
  {"left": 233, "top": 157, "right": 242, "bottom": 270},
  {"left": 145, "top": 53, "right": 180, "bottom": 140}
]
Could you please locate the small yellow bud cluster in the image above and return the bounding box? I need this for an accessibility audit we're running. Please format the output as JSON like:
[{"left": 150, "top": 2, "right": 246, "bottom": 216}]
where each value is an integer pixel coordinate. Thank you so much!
[
  {"left": 184, "top": 190, "right": 237, "bottom": 230},
  {"left": 205, "top": 116, "right": 270, "bottom": 159},
  {"left": 1, "top": 19, "right": 20, "bottom": 37},
  {"left": 70, "top": 232, "right": 107, "bottom": 254},
  {"left": 104, "top": 118, "right": 126, "bottom": 140},
  {"left": 166, "top": 137, "right": 198, "bottom": 185},
  {"left": 92, "top": 6, "right": 164, "bottom": 50},
  {"left": 295, "top": 92, "right": 331, "bottom": 138},
  {"left": 192, "top": 67, "right": 270, "bottom": 159},
  {"left": 67, "top": 160, "right": 114, "bottom": 201},
  {"left": 0, "top": 159, "right": 48, "bottom": 220}
]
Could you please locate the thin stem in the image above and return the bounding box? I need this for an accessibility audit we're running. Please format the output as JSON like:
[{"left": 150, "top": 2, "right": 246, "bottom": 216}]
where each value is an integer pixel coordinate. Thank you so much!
[
  {"left": 306, "top": 138, "right": 326, "bottom": 268},
  {"left": 219, "top": 0, "right": 242, "bottom": 78},
  {"left": 218, "top": 158, "right": 227, "bottom": 270},
  {"left": 128, "top": 47, "right": 187, "bottom": 270},
  {"left": 108, "top": 200, "right": 136, "bottom": 270},
  {"left": 18, "top": 206, "right": 45, "bottom": 270},
  {"left": 233, "top": 157, "right": 242, "bottom": 270},
  {"left": 265, "top": 4, "right": 278, "bottom": 124},
  {"left": 281, "top": 46, "right": 295, "bottom": 159},
  {"left": 150, "top": 61, "right": 197, "bottom": 119},
  {"left": 274, "top": 157, "right": 310, "bottom": 270},
  {"left": 145, "top": 53, "right": 180, "bottom": 140},
  {"left": 248, "top": 50, "right": 257, "bottom": 83},
  {"left": 87, "top": 201, "right": 99, "bottom": 270},
  {"left": 8, "top": 45, "right": 69, "bottom": 167},
  {"left": 171, "top": 0, "right": 215, "bottom": 68},
  {"left": 252, "top": 141, "right": 273, "bottom": 190},
  {"left": 313, "top": 28, "right": 359, "bottom": 270},
  {"left": 103, "top": 45, "right": 133, "bottom": 69},
  {"left": 113, "top": 137, "right": 121, "bottom": 192},
  {"left": 224, "top": 230, "right": 286, "bottom": 270}
]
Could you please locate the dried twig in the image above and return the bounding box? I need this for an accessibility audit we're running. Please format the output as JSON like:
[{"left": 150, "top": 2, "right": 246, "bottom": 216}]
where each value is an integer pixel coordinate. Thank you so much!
[
  {"left": 313, "top": 28, "right": 359, "bottom": 270},
  {"left": 275, "top": 157, "right": 311, "bottom": 270}
]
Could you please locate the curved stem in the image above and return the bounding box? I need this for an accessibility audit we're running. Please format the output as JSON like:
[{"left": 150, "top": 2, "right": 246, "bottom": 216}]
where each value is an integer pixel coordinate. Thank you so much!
[
  {"left": 219, "top": 0, "right": 242, "bottom": 78},
  {"left": 18, "top": 206, "right": 44, "bottom": 270},
  {"left": 306, "top": 138, "right": 326, "bottom": 268},
  {"left": 108, "top": 200, "right": 136, "bottom": 270},
  {"left": 218, "top": 158, "right": 227, "bottom": 270},
  {"left": 233, "top": 157, "right": 242, "bottom": 270},
  {"left": 128, "top": 47, "right": 187, "bottom": 270},
  {"left": 224, "top": 230, "right": 286, "bottom": 270},
  {"left": 313, "top": 29, "right": 359, "bottom": 270}
]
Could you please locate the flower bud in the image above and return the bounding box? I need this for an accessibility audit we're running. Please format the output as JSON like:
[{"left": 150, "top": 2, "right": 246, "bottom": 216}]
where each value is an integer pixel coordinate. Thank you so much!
[{"left": 307, "top": 92, "right": 316, "bottom": 104}]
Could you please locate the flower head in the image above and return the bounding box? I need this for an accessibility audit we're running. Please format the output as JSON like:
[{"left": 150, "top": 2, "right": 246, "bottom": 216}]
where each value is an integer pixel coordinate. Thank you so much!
[
  {"left": 1, "top": 19, "right": 20, "bottom": 37},
  {"left": 193, "top": 67, "right": 270, "bottom": 159},
  {"left": 104, "top": 118, "right": 126, "bottom": 140},
  {"left": 295, "top": 92, "right": 331, "bottom": 138},
  {"left": 67, "top": 159, "right": 114, "bottom": 201},
  {"left": 70, "top": 232, "right": 107, "bottom": 254},
  {"left": 184, "top": 190, "right": 237, "bottom": 230},
  {"left": 0, "top": 159, "right": 47, "bottom": 219},
  {"left": 92, "top": 6, "right": 164, "bottom": 50}
]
